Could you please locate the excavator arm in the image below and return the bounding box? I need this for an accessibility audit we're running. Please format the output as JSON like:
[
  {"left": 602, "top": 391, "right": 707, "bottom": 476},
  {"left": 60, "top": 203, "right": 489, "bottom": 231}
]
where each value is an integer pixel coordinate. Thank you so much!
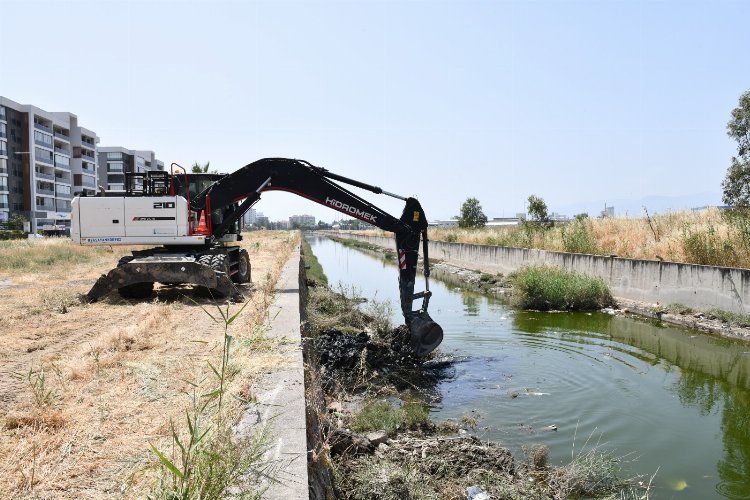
[{"left": 190, "top": 158, "right": 443, "bottom": 356}]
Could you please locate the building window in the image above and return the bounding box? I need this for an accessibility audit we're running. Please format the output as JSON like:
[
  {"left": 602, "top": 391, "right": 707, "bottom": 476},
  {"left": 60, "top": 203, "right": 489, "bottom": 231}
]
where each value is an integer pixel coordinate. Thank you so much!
[
  {"left": 0, "top": 106, "right": 5, "bottom": 120},
  {"left": 35, "top": 147, "right": 53, "bottom": 163},
  {"left": 56, "top": 184, "right": 71, "bottom": 195},
  {"left": 106, "top": 152, "right": 122, "bottom": 160},
  {"left": 0, "top": 158, "right": 6, "bottom": 173},
  {"left": 108, "top": 183, "right": 124, "bottom": 191},
  {"left": 0, "top": 140, "right": 7, "bottom": 156},
  {"left": 34, "top": 130, "right": 52, "bottom": 147},
  {"left": 0, "top": 177, "right": 7, "bottom": 191},
  {"left": 0, "top": 123, "right": 6, "bottom": 138},
  {"left": 0, "top": 194, "right": 8, "bottom": 209},
  {"left": 55, "top": 154, "right": 70, "bottom": 167},
  {"left": 107, "top": 161, "right": 124, "bottom": 172}
]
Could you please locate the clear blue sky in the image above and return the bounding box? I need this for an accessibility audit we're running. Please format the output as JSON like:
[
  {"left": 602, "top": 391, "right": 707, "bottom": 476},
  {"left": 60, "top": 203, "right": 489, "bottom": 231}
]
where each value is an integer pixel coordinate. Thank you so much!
[{"left": 1, "top": 0, "right": 747, "bottom": 222}]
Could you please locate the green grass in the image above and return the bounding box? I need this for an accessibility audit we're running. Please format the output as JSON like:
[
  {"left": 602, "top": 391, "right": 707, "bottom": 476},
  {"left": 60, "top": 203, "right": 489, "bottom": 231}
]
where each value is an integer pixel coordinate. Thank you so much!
[
  {"left": 0, "top": 238, "right": 108, "bottom": 272},
  {"left": 510, "top": 266, "right": 614, "bottom": 311},
  {"left": 705, "top": 308, "right": 750, "bottom": 326},
  {"left": 351, "top": 399, "right": 430, "bottom": 436},
  {"left": 301, "top": 238, "right": 328, "bottom": 285}
]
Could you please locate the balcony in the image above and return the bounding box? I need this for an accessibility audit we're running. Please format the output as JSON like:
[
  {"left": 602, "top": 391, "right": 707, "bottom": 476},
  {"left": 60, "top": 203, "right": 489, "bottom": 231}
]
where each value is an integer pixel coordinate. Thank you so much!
[
  {"left": 0, "top": 165, "right": 7, "bottom": 174},
  {"left": 36, "top": 187, "right": 55, "bottom": 196},
  {"left": 54, "top": 130, "right": 70, "bottom": 141},
  {"left": 56, "top": 192, "right": 72, "bottom": 200},
  {"left": 36, "top": 156, "right": 54, "bottom": 166},
  {"left": 34, "top": 170, "right": 55, "bottom": 181},
  {"left": 36, "top": 202, "right": 56, "bottom": 211},
  {"left": 54, "top": 146, "right": 70, "bottom": 155},
  {"left": 81, "top": 150, "right": 95, "bottom": 160},
  {"left": 35, "top": 140, "right": 53, "bottom": 150},
  {"left": 81, "top": 176, "right": 97, "bottom": 188},
  {"left": 0, "top": 131, "right": 6, "bottom": 139},
  {"left": 34, "top": 122, "right": 52, "bottom": 133},
  {"left": 0, "top": 203, "right": 8, "bottom": 210}
]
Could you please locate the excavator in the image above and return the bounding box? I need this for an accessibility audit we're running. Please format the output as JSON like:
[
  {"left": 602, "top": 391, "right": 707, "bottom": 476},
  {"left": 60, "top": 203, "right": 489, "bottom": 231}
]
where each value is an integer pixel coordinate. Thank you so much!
[{"left": 71, "top": 158, "right": 443, "bottom": 356}]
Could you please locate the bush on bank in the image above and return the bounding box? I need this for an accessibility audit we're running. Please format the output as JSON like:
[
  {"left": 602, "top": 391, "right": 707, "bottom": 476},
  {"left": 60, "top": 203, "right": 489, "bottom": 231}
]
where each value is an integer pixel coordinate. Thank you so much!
[{"left": 510, "top": 266, "right": 614, "bottom": 311}]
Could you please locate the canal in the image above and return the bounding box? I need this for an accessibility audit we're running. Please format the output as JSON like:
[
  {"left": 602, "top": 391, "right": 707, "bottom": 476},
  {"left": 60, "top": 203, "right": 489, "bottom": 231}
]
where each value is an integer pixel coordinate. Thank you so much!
[{"left": 306, "top": 234, "right": 750, "bottom": 499}]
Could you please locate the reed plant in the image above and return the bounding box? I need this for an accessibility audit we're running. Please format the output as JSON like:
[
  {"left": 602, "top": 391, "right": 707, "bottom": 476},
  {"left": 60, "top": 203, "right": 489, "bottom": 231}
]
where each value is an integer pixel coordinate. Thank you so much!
[{"left": 510, "top": 266, "right": 614, "bottom": 311}]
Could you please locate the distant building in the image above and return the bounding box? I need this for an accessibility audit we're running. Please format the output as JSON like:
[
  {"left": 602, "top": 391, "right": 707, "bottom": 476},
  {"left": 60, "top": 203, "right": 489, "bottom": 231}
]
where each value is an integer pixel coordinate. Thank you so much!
[
  {"left": 428, "top": 219, "right": 459, "bottom": 228},
  {"left": 600, "top": 205, "right": 614, "bottom": 218},
  {"left": 289, "top": 214, "right": 315, "bottom": 227},
  {"left": 0, "top": 96, "right": 100, "bottom": 232},
  {"left": 97, "top": 147, "right": 163, "bottom": 192},
  {"left": 243, "top": 208, "right": 257, "bottom": 226}
]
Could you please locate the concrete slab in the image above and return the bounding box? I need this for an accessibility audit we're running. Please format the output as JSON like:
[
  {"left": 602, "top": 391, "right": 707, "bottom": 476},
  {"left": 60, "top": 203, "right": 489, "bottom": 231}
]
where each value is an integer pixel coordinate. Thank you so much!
[{"left": 237, "top": 245, "right": 308, "bottom": 499}]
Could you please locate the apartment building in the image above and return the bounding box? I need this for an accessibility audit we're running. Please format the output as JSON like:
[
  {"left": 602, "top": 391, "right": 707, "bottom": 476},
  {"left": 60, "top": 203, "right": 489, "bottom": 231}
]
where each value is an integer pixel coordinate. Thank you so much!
[
  {"left": 97, "top": 147, "right": 164, "bottom": 191},
  {"left": 0, "top": 96, "right": 99, "bottom": 232},
  {"left": 289, "top": 214, "right": 316, "bottom": 227}
]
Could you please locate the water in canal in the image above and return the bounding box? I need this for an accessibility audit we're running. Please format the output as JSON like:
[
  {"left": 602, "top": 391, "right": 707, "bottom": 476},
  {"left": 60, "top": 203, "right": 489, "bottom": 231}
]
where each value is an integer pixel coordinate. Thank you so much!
[{"left": 306, "top": 235, "right": 750, "bottom": 499}]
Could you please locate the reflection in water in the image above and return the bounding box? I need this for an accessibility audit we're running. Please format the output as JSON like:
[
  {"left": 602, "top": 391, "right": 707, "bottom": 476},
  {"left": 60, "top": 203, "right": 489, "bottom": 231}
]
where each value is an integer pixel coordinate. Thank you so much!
[
  {"left": 461, "top": 291, "right": 481, "bottom": 316},
  {"left": 308, "top": 235, "right": 750, "bottom": 499}
]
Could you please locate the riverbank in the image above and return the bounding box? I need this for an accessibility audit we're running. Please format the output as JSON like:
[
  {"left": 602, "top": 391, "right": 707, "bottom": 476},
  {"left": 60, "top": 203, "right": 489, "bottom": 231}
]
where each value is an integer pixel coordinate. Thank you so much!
[
  {"left": 300, "top": 240, "right": 652, "bottom": 499},
  {"left": 324, "top": 233, "right": 750, "bottom": 341}
]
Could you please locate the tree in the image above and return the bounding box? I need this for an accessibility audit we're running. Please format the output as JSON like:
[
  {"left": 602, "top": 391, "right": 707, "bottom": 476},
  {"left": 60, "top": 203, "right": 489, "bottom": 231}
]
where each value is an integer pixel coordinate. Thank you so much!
[
  {"left": 457, "top": 197, "right": 487, "bottom": 228},
  {"left": 191, "top": 161, "right": 214, "bottom": 174},
  {"left": 722, "top": 90, "right": 750, "bottom": 206},
  {"left": 527, "top": 195, "right": 552, "bottom": 227}
]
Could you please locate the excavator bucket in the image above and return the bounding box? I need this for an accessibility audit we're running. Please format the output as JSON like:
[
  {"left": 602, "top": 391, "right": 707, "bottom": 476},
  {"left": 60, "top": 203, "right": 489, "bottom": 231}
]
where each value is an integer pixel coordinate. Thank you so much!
[
  {"left": 407, "top": 311, "right": 444, "bottom": 357},
  {"left": 86, "top": 258, "right": 243, "bottom": 302}
]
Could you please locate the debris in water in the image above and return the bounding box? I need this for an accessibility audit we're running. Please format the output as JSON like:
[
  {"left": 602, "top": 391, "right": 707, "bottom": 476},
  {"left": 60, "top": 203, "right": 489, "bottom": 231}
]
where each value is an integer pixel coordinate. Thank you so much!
[
  {"left": 669, "top": 479, "right": 688, "bottom": 491},
  {"left": 466, "top": 485, "right": 490, "bottom": 500}
]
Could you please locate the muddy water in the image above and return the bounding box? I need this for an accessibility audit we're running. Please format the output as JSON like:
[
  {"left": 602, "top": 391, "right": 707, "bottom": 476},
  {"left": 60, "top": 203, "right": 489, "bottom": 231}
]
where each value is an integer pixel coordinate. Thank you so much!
[{"left": 306, "top": 235, "right": 750, "bottom": 499}]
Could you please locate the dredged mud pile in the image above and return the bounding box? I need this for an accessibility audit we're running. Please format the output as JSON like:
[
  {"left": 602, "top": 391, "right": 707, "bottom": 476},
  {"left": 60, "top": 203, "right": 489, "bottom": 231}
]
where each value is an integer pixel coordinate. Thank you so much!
[{"left": 314, "top": 326, "right": 454, "bottom": 394}]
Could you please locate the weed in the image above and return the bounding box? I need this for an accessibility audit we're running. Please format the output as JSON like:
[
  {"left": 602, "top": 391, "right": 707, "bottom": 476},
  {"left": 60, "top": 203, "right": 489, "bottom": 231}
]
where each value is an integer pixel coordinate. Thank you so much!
[
  {"left": 350, "top": 399, "right": 429, "bottom": 436},
  {"left": 522, "top": 444, "right": 549, "bottom": 470},
  {"left": 301, "top": 237, "right": 328, "bottom": 285},
  {"left": 460, "top": 413, "right": 479, "bottom": 429},
  {"left": 664, "top": 303, "right": 695, "bottom": 315},
  {"left": 705, "top": 308, "right": 750, "bottom": 326},
  {"left": 40, "top": 289, "right": 82, "bottom": 313},
  {"left": 13, "top": 365, "right": 58, "bottom": 408},
  {"left": 510, "top": 266, "right": 614, "bottom": 311}
]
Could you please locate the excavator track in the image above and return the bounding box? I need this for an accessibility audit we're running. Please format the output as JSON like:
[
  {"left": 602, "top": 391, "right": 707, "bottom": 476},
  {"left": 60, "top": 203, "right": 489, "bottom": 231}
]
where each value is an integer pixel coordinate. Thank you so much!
[{"left": 86, "top": 256, "right": 243, "bottom": 302}]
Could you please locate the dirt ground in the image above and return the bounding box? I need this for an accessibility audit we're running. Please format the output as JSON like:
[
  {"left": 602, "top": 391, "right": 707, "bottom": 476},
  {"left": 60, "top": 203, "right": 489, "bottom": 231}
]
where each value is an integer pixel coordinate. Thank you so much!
[{"left": 0, "top": 231, "right": 299, "bottom": 498}]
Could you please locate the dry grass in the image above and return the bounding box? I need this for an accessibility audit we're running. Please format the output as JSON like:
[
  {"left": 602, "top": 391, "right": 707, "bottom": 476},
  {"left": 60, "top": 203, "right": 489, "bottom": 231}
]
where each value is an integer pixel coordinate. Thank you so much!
[
  {"left": 0, "top": 230, "right": 300, "bottom": 498},
  {"left": 356, "top": 208, "right": 750, "bottom": 268}
]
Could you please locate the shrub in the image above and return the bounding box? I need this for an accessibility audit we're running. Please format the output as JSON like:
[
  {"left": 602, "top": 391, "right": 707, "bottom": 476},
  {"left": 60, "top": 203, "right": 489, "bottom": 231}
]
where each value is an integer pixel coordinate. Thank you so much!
[
  {"left": 509, "top": 266, "right": 614, "bottom": 311},
  {"left": 560, "top": 219, "right": 599, "bottom": 254}
]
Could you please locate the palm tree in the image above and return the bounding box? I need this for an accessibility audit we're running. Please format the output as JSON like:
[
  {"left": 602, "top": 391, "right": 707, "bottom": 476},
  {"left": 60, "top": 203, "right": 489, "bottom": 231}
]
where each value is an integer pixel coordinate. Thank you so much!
[{"left": 191, "top": 161, "right": 211, "bottom": 173}]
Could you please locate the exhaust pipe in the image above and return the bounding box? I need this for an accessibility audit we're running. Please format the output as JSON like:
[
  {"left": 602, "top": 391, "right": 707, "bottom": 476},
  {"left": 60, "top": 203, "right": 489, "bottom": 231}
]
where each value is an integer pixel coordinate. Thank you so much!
[{"left": 408, "top": 311, "right": 444, "bottom": 357}]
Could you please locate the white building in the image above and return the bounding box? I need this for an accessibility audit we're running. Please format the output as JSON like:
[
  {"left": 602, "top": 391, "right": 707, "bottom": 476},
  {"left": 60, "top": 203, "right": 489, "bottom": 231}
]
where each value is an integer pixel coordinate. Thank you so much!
[
  {"left": 0, "top": 96, "right": 99, "bottom": 232},
  {"left": 97, "top": 147, "right": 163, "bottom": 192}
]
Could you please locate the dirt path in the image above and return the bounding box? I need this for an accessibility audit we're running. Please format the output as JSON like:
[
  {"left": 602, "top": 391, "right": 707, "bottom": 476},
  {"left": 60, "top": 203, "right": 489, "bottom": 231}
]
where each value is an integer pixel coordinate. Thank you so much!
[{"left": 0, "top": 232, "right": 299, "bottom": 498}]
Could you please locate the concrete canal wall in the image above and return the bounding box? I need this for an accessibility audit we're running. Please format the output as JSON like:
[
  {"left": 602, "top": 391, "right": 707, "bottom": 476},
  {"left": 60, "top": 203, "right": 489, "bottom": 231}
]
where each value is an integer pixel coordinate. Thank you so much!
[{"left": 324, "top": 231, "right": 750, "bottom": 315}]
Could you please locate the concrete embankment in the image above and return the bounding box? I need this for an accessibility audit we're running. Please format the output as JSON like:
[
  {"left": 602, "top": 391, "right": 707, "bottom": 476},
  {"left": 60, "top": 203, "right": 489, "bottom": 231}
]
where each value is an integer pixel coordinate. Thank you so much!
[
  {"left": 238, "top": 246, "right": 310, "bottom": 499},
  {"left": 323, "top": 231, "right": 750, "bottom": 315}
]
